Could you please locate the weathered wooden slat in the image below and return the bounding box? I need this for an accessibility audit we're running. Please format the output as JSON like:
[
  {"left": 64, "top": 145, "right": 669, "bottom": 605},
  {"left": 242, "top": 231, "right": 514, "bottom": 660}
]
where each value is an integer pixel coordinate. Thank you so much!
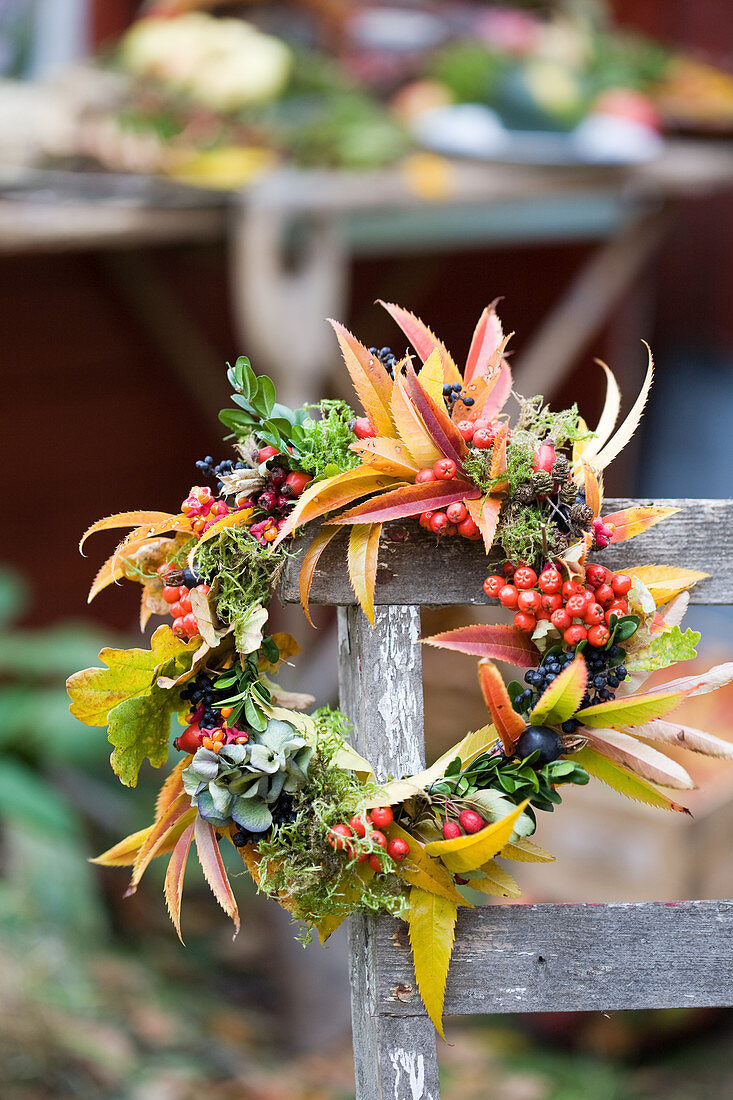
[
  {"left": 338, "top": 606, "right": 440, "bottom": 1100},
  {"left": 372, "top": 900, "right": 733, "bottom": 1017},
  {"left": 281, "top": 499, "right": 733, "bottom": 606}
]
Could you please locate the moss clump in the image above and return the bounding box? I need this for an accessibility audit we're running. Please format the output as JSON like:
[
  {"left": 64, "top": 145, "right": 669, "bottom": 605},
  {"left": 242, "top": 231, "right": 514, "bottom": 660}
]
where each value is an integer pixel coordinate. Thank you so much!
[
  {"left": 515, "top": 395, "right": 589, "bottom": 450},
  {"left": 254, "top": 708, "right": 407, "bottom": 936},
  {"left": 194, "top": 528, "right": 288, "bottom": 626},
  {"left": 497, "top": 502, "right": 550, "bottom": 565},
  {"left": 296, "top": 400, "right": 361, "bottom": 480}
]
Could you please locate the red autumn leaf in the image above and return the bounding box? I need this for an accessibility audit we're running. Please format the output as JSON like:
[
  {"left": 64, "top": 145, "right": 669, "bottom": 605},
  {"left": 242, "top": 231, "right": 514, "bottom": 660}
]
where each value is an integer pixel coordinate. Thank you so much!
[
  {"left": 470, "top": 354, "right": 513, "bottom": 423},
  {"left": 377, "top": 299, "right": 461, "bottom": 382},
  {"left": 464, "top": 300, "right": 505, "bottom": 384},
  {"left": 404, "top": 362, "right": 468, "bottom": 465},
  {"left": 324, "top": 480, "right": 480, "bottom": 525},
  {"left": 423, "top": 624, "right": 540, "bottom": 667}
]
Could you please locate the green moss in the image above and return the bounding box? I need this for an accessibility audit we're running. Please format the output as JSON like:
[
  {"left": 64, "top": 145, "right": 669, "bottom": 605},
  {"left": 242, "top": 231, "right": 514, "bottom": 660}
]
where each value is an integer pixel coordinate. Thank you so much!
[
  {"left": 295, "top": 400, "right": 362, "bottom": 480},
  {"left": 496, "top": 502, "right": 550, "bottom": 565},
  {"left": 254, "top": 708, "right": 407, "bottom": 935},
  {"left": 194, "top": 528, "right": 288, "bottom": 627}
]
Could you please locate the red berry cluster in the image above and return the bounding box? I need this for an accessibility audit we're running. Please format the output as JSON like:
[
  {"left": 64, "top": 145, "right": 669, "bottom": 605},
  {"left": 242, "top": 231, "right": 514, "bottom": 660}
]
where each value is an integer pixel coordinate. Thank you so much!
[
  {"left": 175, "top": 720, "right": 249, "bottom": 755},
  {"left": 483, "top": 562, "right": 632, "bottom": 647},
  {"left": 454, "top": 418, "right": 509, "bottom": 449},
  {"left": 158, "top": 564, "right": 210, "bottom": 639},
  {"left": 442, "top": 809, "right": 486, "bottom": 839},
  {"left": 327, "top": 806, "right": 409, "bottom": 871},
  {"left": 415, "top": 459, "right": 481, "bottom": 539}
]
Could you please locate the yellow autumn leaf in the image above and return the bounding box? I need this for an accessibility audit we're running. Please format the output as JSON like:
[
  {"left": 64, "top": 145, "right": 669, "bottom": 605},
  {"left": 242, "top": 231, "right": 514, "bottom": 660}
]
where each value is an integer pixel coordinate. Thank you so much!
[
  {"left": 390, "top": 376, "right": 442, "bottom": 468},
  {"left": 365, "top": 724, "right": 498, "bottom": 807},
  {"left": 347, "top": 523, "right": 382, "bottom": 625},
  {"left": 424, "top": 801, "right": 529, "bottom": 874},
  {"left": 576, "top": 688, "right": 688, "bottom": 728},
  {"left": 387, "top": 823, "right": 469, "bottom": 906},
  {"left": 92, "top": 827, "right": 152, "bottom": 867},
  {"left": 408, "top": 886, "right": 458, "bottom": 1038},
  {"left": 416, "top": 347, "right": 445, "bottom": 403},
  {"left": 500, "top": 838, "right": 555, "bottom": 863},
  {"left": 628, "top": 564, "right": 709, "bottom": 607},
  {"left": 466, "top": 860, "right": 522, "bottom": 898}
]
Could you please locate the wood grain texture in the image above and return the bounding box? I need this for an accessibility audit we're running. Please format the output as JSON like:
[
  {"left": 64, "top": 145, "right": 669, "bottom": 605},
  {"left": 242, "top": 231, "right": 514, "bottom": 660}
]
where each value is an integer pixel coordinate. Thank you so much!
[
  {"left": 372, "top": 901, "right": 733, "bottom": 1016},
  {"left": 338, "top": 607, "right": 440, "bottom": 1100},
  {"left": 282, "top": 499, "right": 733, "bottom": 607}
]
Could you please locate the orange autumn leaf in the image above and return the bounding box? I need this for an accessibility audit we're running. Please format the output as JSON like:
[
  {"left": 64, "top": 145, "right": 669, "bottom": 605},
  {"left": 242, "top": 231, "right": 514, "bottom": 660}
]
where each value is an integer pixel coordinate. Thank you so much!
[
  {"left": 329, "top": 319, "right": 395, "bottom": 436},
  {"left": 605, "top": 506, "right": 680, "bottom": 543},
  {"left": 298, "top": 527, "right": 343, "bottom": 626},
  {"left": 628, "top": 564, "right": 709, "bottom": 606},
  {"left": 349, "top": 437, "right": 421, "bottom": 479},
  {"left": 477, "top": 660, "right": 526, "bottom": 753}
]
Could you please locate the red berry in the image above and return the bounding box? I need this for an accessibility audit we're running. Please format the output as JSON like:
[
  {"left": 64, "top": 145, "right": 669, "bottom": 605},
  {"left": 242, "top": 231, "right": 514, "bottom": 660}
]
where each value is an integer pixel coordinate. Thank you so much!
[
  {"left": 387, "top": 838, "right": 409, "bottom": 861},
  {"left": 444, "top": 523, "right": 457, "bottom": 537},
  {"left": 609, "top": 599, "right": 629, "bottom": 616},
  {"left": 458, "top": 809, "right": 485, "bottom": 834},
  {"left": 583, "top": 602, "right": 605, "bottom": 626},
  {"left": 503, "top": 562, "right": 516, "bottom": 576},
  {"left": 457, "top": 516, "right": 480, "bottom": 539},
  {"left": 258, "top": 446, "right": 279, "bottom": 463},
  {"left": 157, "top": 563, "right": 174, "bottom": 578},
  {"left": 181, "top": 613, "right": 199, "bottom": 637},
  {"left": 172, "top": 618, "right": 187, "bottom": 637},
  {"left": 532, "top": 442, "right": 557, "bottom": 475},
  {"left": 258, "top": 490, "right": 277, "bottom": 512},
  {"left": 456, "top": 420, "right": 475, "bottom": 442},
  {"left": 588, "top": 624, "right": 611, "bottom": 647},
  {"left": 174, "top": 723, "right": 202, "bottom": 753},
  {"left": 586, "top": 564, "right": 608, "bottom": 588},
  {"left": 446, "top": 501, "right": 468, "bottom": 524},
  {"left": 517, "top": 589, "right": 541, "bottom": 614},
  {"left": 442, "top": 820, "right": 462, "bottom": 839},
  {"left": 433, "top": 458, "right": 457, "bottom": 480},
  {"left": 429, "top": 512, "right": 449, "bottom": 535},
  {"left": 538, "top": 568, "right": 562, "bottom": 594},
  {"left": 370, "top": 807, "right": 394, "bottom": 829},
  {"left": 514, "top": 611, "right": 537, "bottom": 633},
  {"left": 419, "top": 510, "right": 435, "bottom": 529},
  {"left": 415, "top": 467, "right": 437, "bottom": 484},
  {"left": 162, "top": 585, "right": 182, "bottom": 603},
  {"left": 483, "top": 575, "right": 505, "bottom": 598},
  {"left": 349, "top": 814, "right": 368, "bottom": 838},
  {"left": 499, "top": 584, "right": 519, "bottom": 609},
  {"left": 612, "top": 574, "right": 632, "bottom": 596},
  {"left": 564, "top": 624, "right": 588, "bottom": 646},
  {"left": 170, "top": 601, "right": 185, "bottom": 618},
  {"left": 328, "top": 824, "right": 353, "bottom": 851},
  {"left": 178, "top": 593, "right": 193, "bottom": 614},
  {"left": 368, "top": 854, "right": 382, "bottom": 872},
  {"left": 472, "top": 427, "right": 494, "bottom": 449},
  {"left": 284, "top": 471, "right": 312, "bottom": 498},
  {"left": 566, "top": 594, "right": 590, "bottom": 618},
  {"left": 562, "top": 580, "right": 585, "bottom": 600},
  {"left": 270, "top": 466, "right": 287, "bottom": 486},
  {"left": 370, "top": 829, "right": 388, "bottom": 849},
  {"left": 514, "top": 567, "right": 538, "bottom": 590},
  {"left": 541, "top": 593, "right": 562, "bottom": 613},
  {"left": 595, "top": 583, "right": 615, "bottom": 608},
  {"left": 353, "top": 417, "right": 376, "bottom": 439},
  {"left": 551, "top": 608, "right": 572, "bottom": 631}
]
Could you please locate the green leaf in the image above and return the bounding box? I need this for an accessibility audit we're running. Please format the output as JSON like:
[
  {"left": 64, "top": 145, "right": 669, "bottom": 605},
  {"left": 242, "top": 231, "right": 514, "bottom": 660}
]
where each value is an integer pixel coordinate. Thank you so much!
[
  {"left": 626, "top": 626, "right": 701, "bottom": 674},
  {"left": 408, "top": 887, "right": 458, "bottom": 1039},
  {"left": 66, "top": 626, "right": 200, "bottom": 727},
  {"left": 256, "top": 375, "right": 276, "bottom": 417},
  {"left": 573, "top": 747, "right": 690, "bottom": 813},
  {"left": 107, "top": 690, "right": 181, "bottom": 788}
]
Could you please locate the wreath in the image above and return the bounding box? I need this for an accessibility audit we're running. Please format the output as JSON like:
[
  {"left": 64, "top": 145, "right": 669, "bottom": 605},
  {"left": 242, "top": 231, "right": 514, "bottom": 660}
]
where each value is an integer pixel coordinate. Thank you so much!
[{"left": 68, "top": 300, "right": 733, "bottom": 1035}]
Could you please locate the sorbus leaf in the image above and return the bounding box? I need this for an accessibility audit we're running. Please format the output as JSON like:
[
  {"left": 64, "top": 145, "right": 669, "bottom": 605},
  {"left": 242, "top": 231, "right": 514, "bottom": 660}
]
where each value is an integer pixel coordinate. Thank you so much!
[
  {"left": 347, "top": 522, "right": 382, "bottom": 625},
  {"left": 378, "top": 299, "right": 462, "bottom": 383},
  {"left": 408, "top": 886, "right": 458, "bottom": 1039},
  {"left": 328, "top": 318, "right": 395, "bottom": 437},
  {"left": 573, "top": 747, "right": 690, "bottom": 813}
]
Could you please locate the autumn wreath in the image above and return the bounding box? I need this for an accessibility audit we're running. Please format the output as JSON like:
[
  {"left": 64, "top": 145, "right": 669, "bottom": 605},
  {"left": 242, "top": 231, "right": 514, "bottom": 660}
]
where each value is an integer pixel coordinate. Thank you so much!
[{"left": 68, "top": 300, "right": 733, "bottom": 1034}]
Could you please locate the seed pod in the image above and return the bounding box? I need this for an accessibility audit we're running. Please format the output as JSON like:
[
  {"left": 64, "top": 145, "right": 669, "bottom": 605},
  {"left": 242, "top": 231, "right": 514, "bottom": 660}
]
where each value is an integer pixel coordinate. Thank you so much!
[
  {"left": 551, "top": 455, "right": 570, "bottom": 482},
  {"left": 559, "top": 480, "right": 580, "bottom": 505},
  {"left": 531, "top": 470, "right": 554, "bottom": 495},
  {"left": 570, "top": 502, "right": 594, "bottom": 529},
  {"left": 513, "top": 483, "right": 535, "bottom": 506}
]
